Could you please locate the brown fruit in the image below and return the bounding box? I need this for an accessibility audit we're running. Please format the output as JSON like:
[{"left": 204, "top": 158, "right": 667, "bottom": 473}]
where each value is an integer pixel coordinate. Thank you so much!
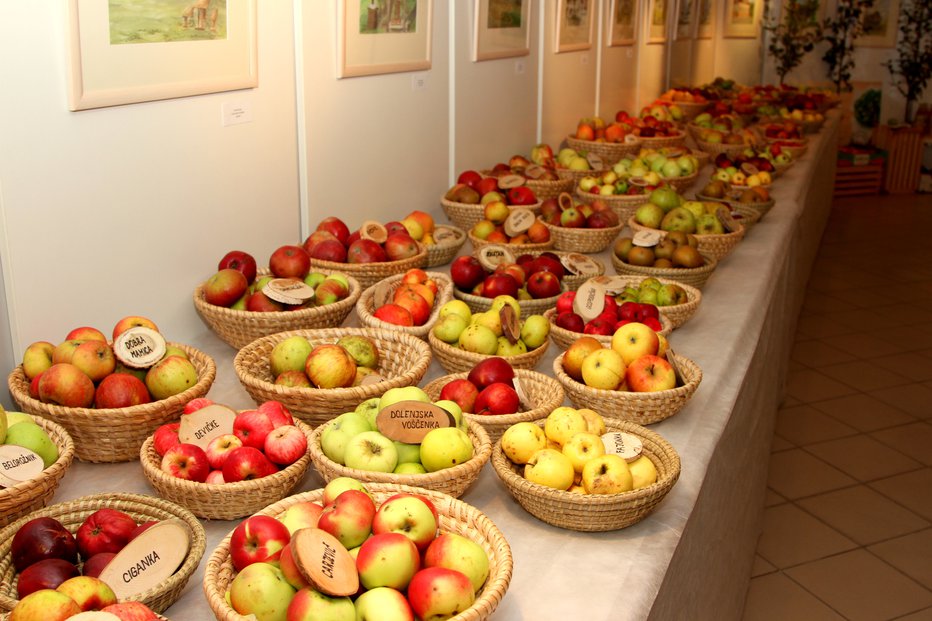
[
  {"left": 627, "top": 246, "right": 656, "bottom": 266},
  {"left": 613, "top": 237, "right": 634, "bottom": 260},
  {"left": 654, "top": 237, "right": 677, "bottom": 260},
  {"left": 671, "top": 245, "right": 703, "bottom": 268},
  {"left": 666, "top": 231, "right": 688, "bottom": 247},
  {"left": 653, "top": 258, "right": 674, "bottom": 268}
]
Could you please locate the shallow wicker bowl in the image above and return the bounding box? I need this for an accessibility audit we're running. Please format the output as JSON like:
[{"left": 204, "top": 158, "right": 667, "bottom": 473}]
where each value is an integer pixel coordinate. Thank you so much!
[
  {"left": 637, "top": 130, "right": 687, "bottom": 150},
  {"left": 203, "top": 482, "right": 513, "bottom": 621},
  {"left": 666, "top": 99, "right": 709, "bottom": 121},
  {"left": 565, "top": 136, "right": 642, "bottom": 166},
  {"left": 452, "top": 286, "right": 563, "bottom": 316},
  {"left": 425, "top": 225, "right": 468, "bottom": 267},
  {"left": 525, "top": 176, "right": 576, "bottom": 199},
  {"left": 561, "top": 275, "right": 703, "bottom": 329},
  {"left": 767, "top": 139, "right": 808, "bottom": 159},
  {"left": 308, "top": 419, "right": 491, "bottom": 498},
  {"left": 662, "top": 171, "right": 702, "bottom": 192},
  {"left": 441, "top": 197, "right": 542, "bottom": 231},
  {"left": 694, "top": 140, "right": 755, "bottom": 159},
  {"left": 7, "top": 344, "right": 216, "bottom": 463},
  {"left": 194, "top": 271, "right": 362, "bottom": 349},
  {"left": 540, "top": 218, "right": 624, "bottom": 254},
  {"left": 356, "top": 272, "right": 454, "bottom": 340},
  {"left": 553, "top": 350, "right": 702, "bottom": 425},
  {"left": 428, "top": 329, "right": 550, "bottom": 374},
  {"left": 729, "top": 196, "right": 775, "bottom": 217},
  {"left": 139, "top": 420, "right": 314, "bottom": 520},
  {"left": 730, "top": 204, "right": 763, "bottom": 230},
  {"left": 498, "top": 249, "right": 605, "bottom": 291},
  {"left": 491, "top": 418, "right": 680, "bottom": 531},
  {"left": 611, "top": 251, "right": 719, "bottom": 290},
  {"left": 467, "top": 231, "right": 555, "bottom": 253},
  {"left": 422, "top": 369, "right": 566, "bottom": 442},
  {"left": 555, "top": 167, "right": 608, "bottom": 183},
  {"left": 0, "top": 416, "right": 75, "bottom": 528},
  {"left": 0, "top": 493, "right": 205, "bottom": 614},
  {"left": 574, "top": 188, "right": 651, "bottom": 223},
  {"left": 309, "top": 247, "right": 429, "bottom": 291},
  {"left": 234, "top": 328, "right": 432, "bottom": 427},
  {"left": 627, "top": 216, "right": 746, "bottom": 262},
  {"left": 543, "top": 308, "right": 674, "bottom": 350}
]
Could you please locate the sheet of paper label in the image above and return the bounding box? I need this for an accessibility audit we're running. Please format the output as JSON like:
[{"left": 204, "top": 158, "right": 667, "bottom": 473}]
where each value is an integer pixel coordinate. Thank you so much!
[
  {"left": 0, "top": 445, "right": 44, "bottom": 488},
  {"left": 177, "top": 404, "right": 238, "bottom": 450},
  {"left": 98, "top": 519, "right": 191, "bottom": 600}
]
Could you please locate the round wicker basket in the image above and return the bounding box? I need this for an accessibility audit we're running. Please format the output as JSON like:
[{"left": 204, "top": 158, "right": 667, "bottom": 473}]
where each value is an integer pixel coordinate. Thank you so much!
[
  {"left": 0, "top": 493, "right": 205, "bottom": 614},
  {"left": 233, "top": 327, "right": 432, "bottom": 427},
  {"left": 355, "top": 271, "right": 454, "bottom": 340},
  {"left": 693, "top": 140, "right": 754, "bottom": 159},
  {"left": 540, "top": 219, "right": 625, "bottom": 254},
  {"left": 425, "top": 225, "right": 468, "bottom": 267},
  {"left": 203, "top": 483, "right": 513, "bottom": 621},
  {"left": 307, "top": 419, "right": 491, "bottom": 498},
  {"left": 565, "top": 136, "right": 642, "bottom": 166},
  {"left": 441, "top": 197, "right": 542, "bottom": 231},
  {"left": 730, "top": 204, "right": 763, "bottom": 230},
  {"left": 422, "top": 369, "right": 566, "bottom": 443},
  {"left": 611, "top": 250, "right": 719, "bottom": 290},
  {"left": 627, "top": 216, "right": 746, "bottom": 262},
  {"left": 555, "top": 167, "right": 607, "bottom": 183},
  {"left": 428, "top": 329, "right": 550, "bottom": 374},
  {"left": 665, "top": 99, "right": 709, "bottom": 121},
  {"left": 0, "top": 416, "right": 75, "bottom": 528},
  {"left": 767, "top": 139, "right": 808, "bottom": 159},
  {"left": 637, "top": 130, "right": 687, "bottom": 150},
  {"left": 574, "top": 188, "right": 651, "bottom": 223},
  {"left": 559, "top": 275, "right": 703, "bottom": 329},
  {"left": 194, "top": 271, "right": 362, "bottom": 350},
  {"left": 467, "top": 231, "right": 555, "bottom": 253},
  {"left": 525, "top": 176, "right": 576, "bottom": 199},
  {"left": 491, "top": 418, "right": 680, "bottom": 531},
  {"left": 309, "top": 247, "right": 428, "bottom": 291},
  {"left": 543, "top": 308, "right": 674, "bottom": 351},
  {"left": 553, "top": 350, "right": 702, "bottom": 425},
  {"left": 7, "top": 344, "right": 216, "bottom": 463},
  {"left": 492, "top": 249, "right": 605, "bottom": 291},
  {"left": 139, "top": 419, "right": 315, "bottom": 520}
]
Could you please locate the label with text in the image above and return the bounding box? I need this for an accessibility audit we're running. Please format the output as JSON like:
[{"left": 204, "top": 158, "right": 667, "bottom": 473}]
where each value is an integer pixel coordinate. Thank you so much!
[
  {"left": 359, "top": 220, "right": 388, "bottom": 244},
  {"left": 497, "top": 174, "right": 526, "bottom": 189},
  {"left": 572, "top": 280, "right": 607, "bottom": 323},
  {"left": 432, "top": 226, "right": 459, "bottom": 243},
  {"left": 177, "top": 404, "right": 238, "bottom": 450},
  {"left": 586, "top": 153, "right": 604, "bottom": 169},
  {"left": 98, "top": 520, "right": 191, "bottom": 600},
  {"left": 292, "top": 528, "right": 359, "bottom": 597},
  {"left": 503, "top": 208, "right": 535, "bottom": 237},
  {"left": 376, "top": 400, "right": 455, "bottom": 444},
  {"left": 561, "top": 253, "right": 601, "bottom": 276},
  {"left": 632, "top": 230, "right": 662, "bottom": 247},
  {"left": 264, "top": 278, "right": 315, "bottom": 304},
  {"left": 589, "top": 275, "right": 630, "bottom": 295},
  {"left": 0, "top": 445, "right": 44, "bottom": 488},
  {"left": 601, "top": 431, "right": 644, "bottom": 462},
  {"left": 477, "top": 245, "right": 515, "bottom": 271},
  {"left": 113, "top": 327, "right": 166, "bottom": 369}
]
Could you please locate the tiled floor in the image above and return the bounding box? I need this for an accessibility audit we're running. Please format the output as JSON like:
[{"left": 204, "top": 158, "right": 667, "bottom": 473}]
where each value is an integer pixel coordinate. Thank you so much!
[{"left": 742, "top": 192, "right": 932, "bottom": 621}]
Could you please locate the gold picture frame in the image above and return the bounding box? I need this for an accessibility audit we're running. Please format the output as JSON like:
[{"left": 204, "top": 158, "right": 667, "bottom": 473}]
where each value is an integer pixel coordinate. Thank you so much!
[
  {"left": 556, "top": 0, "right": 595, "bottom": 53},
  {"left": 696, "top": 0, "right": 716, "bottom": 38},
  {"left": 474, "top": 0, "right": 530, "bottom": 61},
  {"left": 648, "top": 0, "right": 671, "bottom": 43},
  {"left": 675, "top": 0, "right": 697, "bottom": 39},
  {"left": 723, "top": 0, "right": 761, "bottom": 37},
  {"left": 337, "top": 0, "right": 433, "bottom": 78}
]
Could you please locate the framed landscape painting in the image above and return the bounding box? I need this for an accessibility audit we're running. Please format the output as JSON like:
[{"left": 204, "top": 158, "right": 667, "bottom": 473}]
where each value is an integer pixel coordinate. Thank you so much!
[
  {"left": 608, "top": 0, "right": 639, "bottom": 46},
  {"left": 696, "top": 0, "right": 715, "bottom": 38},
  {"left": 859, "top": 0, "right": 899, "bottom": 47},
  {"left": 556, "top": 0, "right": 594, "bottom": 52},
  {"left": 337, "top": 0, "right": 433, "bottom": 77},
  {"left": 647, "top": 0, "right": 670, "bottom": 43},
  {"left": 723, "top": 0, "right": 761, "bottom": 37},
  {"left": 474, "top": 0, "right": 530, "bottom": 61},
  {"left": 675, "top": 0, "right": 696, "bottom": 39}
]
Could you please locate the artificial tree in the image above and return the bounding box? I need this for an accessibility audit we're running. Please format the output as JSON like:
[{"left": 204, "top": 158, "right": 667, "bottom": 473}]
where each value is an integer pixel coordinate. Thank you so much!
[
  {"left": 821, "top": 0, "right": 874, "bottom": 94},
  {"left": 762, "top": 0, "right": 823, "bottom": 85},
  {"left": 884, "top": 0, "right": 932, "bottom": 123}
]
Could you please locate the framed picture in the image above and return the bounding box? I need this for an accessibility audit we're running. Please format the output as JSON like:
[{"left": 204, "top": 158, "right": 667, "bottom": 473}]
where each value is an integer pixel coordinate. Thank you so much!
[
  {"left": 696, "top": 0, "right": 715, "bottom": 38},
  {"left": 607, "top": 0, "right": 639, "bottom": 46},
  {"left": 859, "top": 0, "right": 899, "bottom": 47},
  {"left": 337, "top": 0, "right": 433, "bottom": 78},
  {"left": 66, "top": 0, "right": 257, "bottom": 111},
  {"left": 647, "top": 0, "right": 670, "bottom": 43},
  {"left": 723, "top": 0, "right": 761, "bottom": 37},
  {"left": 784, "top": 0, "right": 823, "bottom": 30},
  {"left": 473, "top": 0, "right": 530, "bottom": 61},
  {"left": 555, "top": 0, "right": 594, "bottom": 52},
  {"left": 675, "top": 0, "right": 697, "bottom": 39}
]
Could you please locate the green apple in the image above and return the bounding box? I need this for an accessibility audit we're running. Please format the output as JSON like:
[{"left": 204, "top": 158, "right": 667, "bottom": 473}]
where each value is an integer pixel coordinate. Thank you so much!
[
  {"left": 343, "top": 431, "right": 398, "bottom": 472},
  {"left": 519, "top": 314, "right": 550, "bottom": 350},
  {"left": 270, "top": 335, "right": 313, "bottom": 378},
  {"left": 557, "top": 147, "right": 577, "bottom": 167},
  {"left": 568, "top": 156, "right": 591, "bottom": 171},
  {"left": 145, "top": 355, "right": 198, "bottom": 401},
  {"left": 5, "top": 421, "right": 59, "bottom": 467},
  {"left": 432, "top": 314, "right": 469, "bottom": 344},
  {"left": 696, "top": 213, "right": 725, "bottom": 235},
  {"left": 634, "top": 202, "right": 665, "bottom": 229},
  {"left": 638, "top": 288, "right": 659, "bottom": 306},
  {"left": 434, "top": 399, "right": 466, "bottom": 430},
  {"left": 438, "top": 300, "right": 472, "bottom": 323},
  {"left": 229, "top": 562, "right": 296, "bottom": 620},
  {"left": 649, "top": 186, "right": 682, "bottom": 212},
  {"left": 680, "top": 200, "right": 706, "bottom": 220},
  {"left": 355, "top": 397, "right": 382, "bottom": 430},
  {"left": 393, "top": 440, "right": 422, "bottom": 465},
  {"left": 322, "top": 476, "right": 372, "bottom": 505},
  {"left": 660, "top": 207, "right": 697, "bottom": 233},
  {"left": 304, "top": 272, "right": 327, "bottom": 289},
  {"left": 320, "top": 412, "right": 372, "bottom": 464},
  {"left": 394, "top": 462, "right": 428, "bottom": 475},
  {"left": 0, "top": 406, "right": 6, "bottom": 444},
  {"left": 419, "top": 427, "right": 473, "bottom": 472},
  {"left": 496, "top": 337, "right": 527, "bottom": 357},
  {"left": 378, "top": 386, "right": 431, "bottom": 413},
  {"left": 336, "top": 335, "right": 379, "bottom": 369},
  {"left": 677, "top": 155, "right": 697, "bottom": 175},
  {"left": 5, "top": 411, "right": 34, "bottom": 427},
  {"left": 458, "top": 325, "right": 498, "bottom": 355}
]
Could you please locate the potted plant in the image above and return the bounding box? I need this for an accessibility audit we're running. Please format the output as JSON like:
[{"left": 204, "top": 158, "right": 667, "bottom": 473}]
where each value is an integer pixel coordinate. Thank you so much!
[
  {"left": 884, "top": 0, "right": 932, "bottom": 123},
  {"left": 762, "top": 0, "right": 823, "bottom": 85},
  {"left": 821, "top": 0, "right": 874, "bottom": 94}
]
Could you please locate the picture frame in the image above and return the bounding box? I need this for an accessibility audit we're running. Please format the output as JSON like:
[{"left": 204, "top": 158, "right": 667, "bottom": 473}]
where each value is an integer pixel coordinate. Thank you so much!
[
  {"left": 859, "top": 0, "right": 899, "bottom": 47},
  {"left": 784, "top": 0, "right": 824, "bottom": 30},
  {"left": 66, "top": 0, "right": 258, "bottom": 111},
  {"left": 555, "top": 0, "right": 594, "bottom": 53},
  {"left": 723, "top": 0, "right": 761, "bottom": 37},
  {"left": 337, "top": 0, "right": 433, "bottom": 78},
  {"left": 696, "top": 0, "right": 716, "bottom": 38},
  {"left": 607, "top": 0, "right": 639, "bottom": 46},
  {"left": 675, "top": 0, "right": 697, "bottom": 39},
  {"left": 647, "top": 0, "right": 670, "bottom": 43},
  {"left": 473, "top": 0, "right": 531, "bottom": 61}
]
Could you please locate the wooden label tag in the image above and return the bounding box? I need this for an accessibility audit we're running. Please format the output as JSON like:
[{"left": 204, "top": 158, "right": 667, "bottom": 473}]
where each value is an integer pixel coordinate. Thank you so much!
[
  {"left": 0, "top": 445, "right": 44, "bottom": 488},
  {"left": 360, "top": 372, "right": 385, "bottom": 386},
  {"left": 503, "top": 208, "right": 535, "bottom": 237},
  {"left": 292, "top": 528, "right": 359, "bottom": 597},
  {"left": 113, "top": 327, "right": 166, "bottom": 369},
  {"left": 716, "top": 206, "right": 739, "bottom": 233},
  {"left": 586, "top": 153, "right": 604, "bottom": 169},
  {"left": 376, "top": 400, "right": 455, "bottom": 443},
  {"left": 432, "top": 226, "right": 459, "bottom": 243},
  {"left": 497, "top": 174, "right": 525, "bottom": 189},
  {"left": 513, "top": 376, "right": 533, "bottom": 410},
  {"left": 525, "top": 164, "right": 547, "bottom": 179},
  {"left": 561, "top": 253, "right": 600, "bottom": 276},
  {"left": 177, "top": 404, "right": 237, "bottom": 449},
  {"left": 98, "top": 519, "right": 191, "bottom": 600},
  {"left": 740, "top": 162, "right": 759, "bottom": 175},
  {"left": 67, "top": 613, "right": 123, "bottom": 621},
  {"left": 589, "top": 275, "right": 630, "bottom": 295},
  {"left": 499, "top": 305, "right": 520, "bottom": 345},
  {"left": 476, "top": 245, "right": 515, "bottom": 271},
  {"left": 666, "top": 348, "right": 685, "bottom": 386},
  {"left": 372, "top": 280, "right": 395, "bottom": 309},
  {"left": 601, "top": 431, "right": 644, "bottom": 462},
  {"left": 264, "top": 278, "right": 315, "bottom": 305},
  {"left": 359, "top": 221, "right": 388, "bottom": 244},
  {"left": 629, "top": 176, "right": 649, "bottom": 187},
  {"left": 624, "top": 134, "right": 639, "bottom": 144},
  {"left": 572, "top": 280, "right": 606, "bottom": 323},
  {"left": 633, "top": 230, "right": 662, "bottom": 247}
]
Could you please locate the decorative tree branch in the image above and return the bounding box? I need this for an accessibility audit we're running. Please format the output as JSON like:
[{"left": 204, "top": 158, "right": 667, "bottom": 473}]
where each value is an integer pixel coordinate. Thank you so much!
[
  {"left": 821, "top": 0, "right": 873, "bottom": 94},
  {"left": 762, "top": 0, "right": 823, "bottom": 85},
  {"left": 883, "top": 0, "right": 932, "bottom": 121}
]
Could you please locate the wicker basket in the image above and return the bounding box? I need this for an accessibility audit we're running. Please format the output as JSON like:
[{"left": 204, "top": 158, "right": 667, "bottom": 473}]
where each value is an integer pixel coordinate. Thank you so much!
[
  {"left": 441, "top": 197, "right": 542, "bottom": 231},
  {"left": 637, "top": 131, "right": 687, "bottom": 150},
  {"left": 694, "top": 140, "right": 754, "bottom": 159},
  {"left": 308, "top": 419, "right": 491, "bottom": 498},
  {"left": 543, "top": 308, "right": 674, "bottom": 351},
  {"left": 767, "top": 139, "right": 808, "bottom": 159},
  {"left": 422, "top": 369, "right": 566, "bottom": 443},
  {"left": 555, "top": 275, "right": 702, "bottom": 329},
  {"left": 428, "top": 329, "right": 550, "bottom": 374},
  {"left": 627, "top": 216, "right": 746, "bottom": 262},
  {"left": 662, "top": 171, "right": 701, "bottom": 192},
  {"left": 139, "top": 420, "right": 315, "bottom": 520},
  {"left": 574, "top": 188, "right": 651, "bottom": 223},
  {"left": 728, "top": 196, "right": 775, "bottom": 217},
  {"left": 0, "top": 493, "right": 205, "bottom": 614},
  {"left": 425, "top": 225, "right": 468, "bottom": 267},
  {"left": 553, "top": 350, "right": 702, "bottom": 425},
  {"left": 203, "top": 483, "right": 513, "bottom": 621},
  {"left": 233, "top": 327, "right": 432, "bottom": 427},
  {"left": 565, "top": 136, "right": 642, "bottom": 166},
  {"left": 309, "top": 248, "right": 428, "bottom": 291},
  {"left": 667, "top": 100, "right": 709, "bottom": 121},
  {"left": 356, "top": 272, "right": 454, "bottom": 340},
  {"left": 194, "top": 271, "right": 362, "bottom": 350},
  {"left": 555, "top": 167, "right": 607, "bottom": 183},
  {"left": 451, "top": 286, "right": 563, "bottom": 317},
  {"left": 490, "top": 418, "right": 680, "bottom": 531},
  {"left": 611, "top": 251, "right": 719, "bottom": 290},
  {"left": 525, "top": 176, "right": 576, "bottom": 199},
  {"left": 540, "top": 219, "right": 625, "bottom": 254},
  {"left": 0, "top": 416, "right": 75, "bottom": 528},
  {"left": 7, "top": 344, "right": 216, "bottom": 463},
  {"left": 730, "top": 204, "right": 763, "bottom": 230},
  {"left": 494, "top": 249, "right": 605, "bottom": 291},
  {"left": 467, "top": 231, "right": 555, "bottom": 253}
]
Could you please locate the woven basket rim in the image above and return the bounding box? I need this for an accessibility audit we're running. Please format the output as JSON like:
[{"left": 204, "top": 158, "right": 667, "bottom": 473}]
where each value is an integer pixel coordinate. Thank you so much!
[
  {"left": 542, "top": 307, "right": 674, "bottom": 346},
  {"left": 575, "top": 187, "right": 653, "bottom": 206},
  {"left": 467, "top": 230, "right": 556, "bottom": 253},
  {"left": 440, "top": 196, "right": 543, "bottom": 213},
  {"left": 451, "top": 285, "right": 564, "bottom": 311},
  {"left": 355, "top": 271, "right": 455, "bottom": 339},
  {"left": 309, "top": 245, "right": 429, "bottom": 272}
]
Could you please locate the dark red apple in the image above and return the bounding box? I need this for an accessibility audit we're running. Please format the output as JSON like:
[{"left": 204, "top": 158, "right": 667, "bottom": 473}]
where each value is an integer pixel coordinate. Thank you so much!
[
  {"left": 75, "top": 509, "right": 137, "bottom": 559},
  {"left": 642, "top": 316, "right": 663, "bottom": 332},
  {"left": 218, "top": 250, "right": 258, "bottom": 285},
  {"left": 529, "top": 255, "right": 565, "bottom": 280},
  {"left": 457, "top": 170, "right": 483, "bottom": 189},
  {"left": 384, "top": 233, "right": 420, "bottom": 261},
  {"left": 81, "top": 552, "right": 116, "bottom": 578},
  {"left": 302, "top": 230, "right": 339, "bottom": 256},
  {"left": 269, "top": 245, "right": 311, "bottom": 279},
  {"left": 475, "top": 177, "right": 499, "bottom": 197},
  {"left": 307, "top": 239, "right": 347, "bottom": 263},
  {"left": 438, "top": 378, "right": 480, "bottom": 414},
  {"left": 507, "top": 186, "right": 537, "bottom": 206},
  {"left": 11, "top": 517, "right": 78, "bottom": 572},
  {"left": 539, "top": 198, "right": 560, "bottom": 222},
  {"left": 347, "top": 239, "right": 388, "bottom": 264},
  {"left": 152, "top": 422, "right": 181, "bottom": 456},
  {"left": 618, "top": 302, "right": 640, "bottom": 321},
  {"left": 526, "top": 271, "right": 561, "bottom": 299},
  {"left": 384, "top": 221, "right": 409, "bottom": 237},
  {"left": 94, "top": 373, "right": 151, "bottom": 409},
  {"left": 587, "top": 210, "right": 620, "bottom": 229},
  {"left": 555, "top": 311, "right": 585, "bottom": 333},
  {"left": 316, "top": 217, "right": 350, "bottom": 246},
  {"left": 473, "top": 383, "right": 520, "bottom": 415},
  {"left": 637, "top": 303, "right": 660, "bottom": 321},
  {"left": 555, "top": 291, "right": 576, "bottom": 315},
  {"left": 467, "top": 357, "right": 515, "bottom": 390},
  {"left": 481, "top": 273, "right": 519, "bottom": 299},
  {"left": 16, "top": 558, "right": 79, "bottom": 598},
  {"left": 584, "top": 317, "right": 616, "bottom": 336},
  {"left": 450, "top": 256, "right": 486, "bottom": 291},
  {"left": 345, "top": 230, "right": 361, "bottom": 248},
  {"left": 246, "top": 291, "right": 286, "bottom": 312}
]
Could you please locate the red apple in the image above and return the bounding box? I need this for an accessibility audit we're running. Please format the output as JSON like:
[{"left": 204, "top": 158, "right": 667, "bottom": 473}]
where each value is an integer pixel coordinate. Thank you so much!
[
  {"left": 128, "top": 521, "right": 158, "bottom": 541},
  {"left": 473, "top": 382, "right": 520, "bottom": 415},
  {"left": 481, "top": 273, "right": 519, "bottom": 299},
  {"left": 37, "top": 363, "right": 95, "bottom": 408},
  {"left": 205, "top": 433, "right": 244, "bottom": 470},
  {"left": 305, "top": 344, "right": 357, "bottom": 388},
  {"left": 555, "top": 311, "right": 585, "bottom": 333},
  {"left": 439, "top": 378, "right": 480, "bottom": 414},
  {"left": 160, "top": 443, "right": 211, "bottom": 483},
  {"left": 222, "top": 446, "right": 278, "bottom": 482},
  {"left": 218, "top": 250, "right": 258, "bottom": 285},
  {"left": 626, "top": 354, "right": 676, "bottom": 392},
  {"left": 316, "top": 216, "right": 351, "bottom": 246},
  {"left": 16, "top": 559, "right": 79, "bottom": 598},
  {"left": 111, "top": 316, "right": 158, "bottom": 342},
  {"left": 80, "top": 552, "right": 116, "bottom": 579},
  {"left": 233, "top": 409, "right": 275, "bottom": 450},
  {"left": 384, "top": 233, "right": 420, "bottom": 261},
  {"left": 203, "top": 268, "right": 250, "bottom": 307},
  {"left": 584, "top": 317, "right": 616, "bottom": 336},
  {"left": 229, "top": 515, "right": 291, "bottom": 572},
  {"left": 152, "top": 422, "right": 181, "bottom": 456},
  {"left": 302, "top": 230, "right": 338, "bottom": 256},
  {"left": 101, "top": 602, "right": 160, "bottom": 621},
  {"left": 307, "top": 238, "right": 347, "bottom": 263},
  {"left": 257, "top": 400, "right": 294, "bottom": 427},
  {"left": 475, "top": 177, "right": 499, "bottom": 197},
  {"left": 467, "top": 357, "right": 515, "bottom": 390},
  {"left": 75, "top": 509, "right": 137, "bottom": 559},
  {"left": 555, "top": 290, "right": 576, "bottom": 314},
  {"left": 263, "top": 425, "right": 308, "bottom": 466},
  {"left": 317, "top": 489, "right": 377, "bottom": 550},
  {"left": 507, "top": 186, "right": 536, "bottom": 206},
  {"left": 269, "top": 245, "right": 311, "bottom": 279},
  {"left": 347, "top": 239, "right": 388, "bottom": 263},
  {"left": 246, "top": 291, "right": 285, "bottom": 312},
  {"left": 94, "top": 373, "right": 151, "bottom": 409},
  {"left": 530, "top": 255, "right": 565, "bottom": 280},
  {"left": 457, "top": 170, "right": 482, "bottom": 189},
  {"left": 393, "top": 290, "right": 431, "bottom": 326},
  {"left": 450, "top": 256, "right": 486, "bottom": 291},
  {"left": 11, "top": 518, "right": 78, "bottom": 572},
  {"left": 11, "top": 589, "right": 82, "bottom": 620},
  {"left": 64, "top": 327, "right": 106, "bottom": 342},
  {"left": 526, "top": 271, "right": 561, "bottom": 298},
  {"left": 373, "top": 303, "right": 414, "bottom": 327}
]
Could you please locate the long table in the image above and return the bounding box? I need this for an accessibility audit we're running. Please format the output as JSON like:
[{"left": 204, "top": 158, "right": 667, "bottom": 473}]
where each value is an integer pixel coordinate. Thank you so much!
[{"left": 42, "top": 112, "right": 839, "bottom": 621}]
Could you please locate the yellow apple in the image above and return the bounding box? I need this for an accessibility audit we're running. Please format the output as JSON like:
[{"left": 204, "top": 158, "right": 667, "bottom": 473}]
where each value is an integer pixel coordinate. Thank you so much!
[
  {"left": 577, "top": 408, "right": 606, "bottom": 435},
  {"left": 524, "top": 448, "right": 575, "bottom": 490},
  {"left": 543, "top": 407, "right": 588, "bottom": 446},
  {"left": 628, "top": 455, "right": 658, "bottom": 489},
  {"left": 500, "top": 422, "right": 547, "bottom": 464},
  {"left": 561, "top": 432, "right": 606, "bottom": 473},
  {"left": 581, "top": 348, "right": 626, "bottom": 390},
  {"left": 581, "top": 454, "right": 634, "bottom": 494}
]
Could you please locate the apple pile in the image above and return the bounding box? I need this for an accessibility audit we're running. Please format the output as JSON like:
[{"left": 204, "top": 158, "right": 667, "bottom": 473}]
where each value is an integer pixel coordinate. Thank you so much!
[
  {"left": 623, "top": 108, "right": 681, "bottom": 139},
  {"left": 432, "top": 297, "right": 550, "bottom": 357},
  {"left": 203, "top": 247, "right": 353, "bottom": 313},
  {"left": 555, "top": 146, "right": 598, "bottom": 172},
  {"left": 691, "top": 111, "right": 747, "bottom": 133},
  {"left": 617, "top": 278, "right": 689, "bottom": 308},
  {"left": 693, "top": 126, "right": 760, "bottom": 146},
  {"left": 483, "top": 152, "right": 562, "bottom": 182},
  {"left": 762, "top": 121, "right": 803, "bottom": 140},
  {"left": 20, "top": 317, "right": 199, "bottom": 409},
  {"left": 777, "top": 106, "right": 824, "bottom": 126},
  {"left": 443, "top": 169, "right": 538, "bottom": 208},
  {"left": 9, "top": 510, "right": 162, "bottom": 617},
  {"left": 633, "top": 196, "right": 734, "bottom": 236},
  {"left": 499, "top": 407, "right": 657, "bottom": 493},
  {"left": 574, "top": 115, "right": 636, "bottom": 144},
  {"left": 576, "top": 171, "right": 659, "bottom": 198},
  {"left": 613, "top": 231, "right": 706, "bottom": 269},
  {"left": 0, "top": 410, "right": 60, "bottom": 473},
  {"left": 266, "top": 333, "right": 381, "bottom": 389},
  {"left": 658, "top": 87, "right": 709, "bottom": 105},
  {"left": 302, "top": 214, "right": 427, "bottom": 266},
  {"left": 538, "top": 195, "right": 621, "bottom": 229},
  {"left": 700, "top": 178, "right": 775, "bottom": 205},
  {"left": 711, "top": 161, "right": 773, "bottom": 189},
  {"left": 320, "top": 386, "right": 474, "bottom": 475},
  {"left": 638, "top": 103, "right": 685, "bottom": 125},
  {"left": 370, "top": 269, "right": 444, "bottom": 327},
  {"left": 562, "top": 327, "right": 677, "bottom": 393},
  {"left": 153, "top": 399, "right": 307, "bottom": 485},
  {"left": 451, "top": 253, "right": 565, "bottom": 301},
  {"left": 470, "top": 200, "right": 551, "bottom": 245},
  {"left": 551, "top": 289, "right": 664, "bottom": 337},
  {"left": 436, "top": 357, "right": 525, "bottom": 416},
  {"left": 225, "top": 478, "right": 490, "bottom": 621}
]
